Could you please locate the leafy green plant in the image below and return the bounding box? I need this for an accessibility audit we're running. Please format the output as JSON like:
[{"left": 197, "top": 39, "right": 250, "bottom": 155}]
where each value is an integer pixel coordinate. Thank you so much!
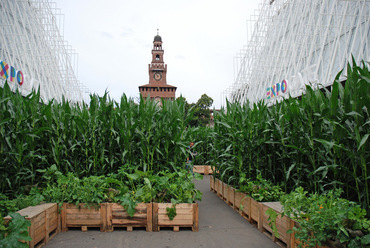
[
  {"left": 279, "top": 187, "right": 370, "bottom": 247},
  {"left": 0, "top": 212, "right": 31, "bottom": 248},
  {"left": 0, "top": 83, "right": 195, "bottom": 199},
  {"left": 39, "top": 166, "right": 202, "bottom": 218},
  {"left": 211, "top": 60, "right": 369, "bottom": 211},
  {"left": 238, "top": 174, "right": 285, "bottom": 202},
  {"left": 166, "top": 204, "right": 177, "bottom": 220}
]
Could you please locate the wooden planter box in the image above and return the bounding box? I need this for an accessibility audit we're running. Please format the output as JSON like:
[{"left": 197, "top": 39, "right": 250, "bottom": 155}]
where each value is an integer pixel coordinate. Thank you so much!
[
  {"left": 215, "top": 178, "right": 223, "bottom": 198},
  {"left": 210, "top": 175, "right": 215, "bottom": 192},
  {"left": 106, "top": 203, "right": 152, "bottom": 231},
  {"left": 261, "top": 202, "right": 292, "bottom": 247},
  {"left": 193, "top": 165, "right": 213, "bottom": 175},
  {"left": 61, "top": 203, "right": 107, "bottom": 232},
  {"left": 227, "top": 186, "right": 235, "bottom": 207},
  {"left": 152, "top": 203, "right": 198, "bottom": 232},
  {"left": 222, "top": 182, "right": 229, "bottom": 202},
  {"left": 250, "top": 197, "right": 262, "bottom": 227},
  {"left": 234, "top": 192, "right": 251, "bottom": 221},
  {"left": 4, "top": 203, "right": 59, "bottom": 248}
]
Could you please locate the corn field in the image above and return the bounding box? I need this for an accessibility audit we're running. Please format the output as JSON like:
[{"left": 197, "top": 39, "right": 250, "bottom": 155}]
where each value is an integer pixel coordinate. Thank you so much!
[
  {"left": 210, "top": 60, "right": 370, "bottom": 211},
  {"left": 0, "top": 60, "right": 369, "bottom": 212},
  {"left": 0, "top": 86, "right": 193, "bottom": 197}
]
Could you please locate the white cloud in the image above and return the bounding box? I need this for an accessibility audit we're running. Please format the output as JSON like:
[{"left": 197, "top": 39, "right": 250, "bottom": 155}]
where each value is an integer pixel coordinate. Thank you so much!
[{"left": 54, "top": 0, "right": 260, "bottom": 108}]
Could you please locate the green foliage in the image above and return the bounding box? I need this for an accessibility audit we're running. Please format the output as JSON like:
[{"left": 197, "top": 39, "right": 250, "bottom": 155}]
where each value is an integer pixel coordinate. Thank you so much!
[
  {"left": 166, "top": 204, "right": 177, "bottom": 220},
  {"left": 280, "top": 187, "right": 370, "bottom": 247},
  {"left": 0, "top": 86, "right": 193, "bottom": 199},
  {"left": 184, "top": 94, "right": 214, "bottom": 127},
  {"left": 239, "top": 174, "right": 285, "bottom": 202},
  {"left": 0, "top": 212, "right": 31, "bottom": 248},
  {"left": 266, "top": 208, "right": 279, "bottom": 238},
  {"left": 185, "top": 126, "right": 214, "bottom": 165},
  {"left": 39, "top": 166, "right": 202, "bottom": 217},
  {"left": 211, "top": 60, "right": 370, "bottom": 211}
]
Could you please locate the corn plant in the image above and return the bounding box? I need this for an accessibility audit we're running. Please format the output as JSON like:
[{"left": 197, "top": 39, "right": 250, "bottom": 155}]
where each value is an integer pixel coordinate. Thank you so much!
[
  {"left": 0, "top": 83, "right": 195, "bottom": 198},
  {"left": 212, "top": 60, "right": 369, "bottom": 211}
]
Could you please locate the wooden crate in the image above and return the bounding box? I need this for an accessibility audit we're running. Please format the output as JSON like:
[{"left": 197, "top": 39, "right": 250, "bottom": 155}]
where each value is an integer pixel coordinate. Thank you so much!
[
  {"left": 61, "top": 203, "right": 107, "bottom": 232},
  {"left": 250, "top": 197, "right": 261, "bottom": 227},
  {"left": 215, "top": 179, "right": 223, "bottom": 198},
  {"left": 210, "top": 175, "right": 215, "bottom": 192},
  {"left": 227, "top": 186, "right": 235, "bottom": 207},
  {"left": 193, "top": 165, "right": 205, "bottom": 174},
  {"left": 234, "top": 192, "right": 250, "bottom": 221},
  {"left": 222, "top": 182, "right": 229, "bottom": 202},
  {"left": 152, "top": 203, "right": 198, "bottom": 232},
  {"left": 261, "top": 202, "right": 292, "bottom": 247},
  {"left": 193, "top": 165, "right": 212, "bottom": 175},
  {"left": 106, "top": 203, "right": 152, "bottom": 232},
  {"left": 4, "top": 203, "right": 59, "bottom": 248}
]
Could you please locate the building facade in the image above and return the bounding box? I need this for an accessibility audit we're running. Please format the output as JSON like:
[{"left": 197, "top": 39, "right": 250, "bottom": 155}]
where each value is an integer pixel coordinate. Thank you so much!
[
  {"left": 226, "top": 0, "right": 370, "bottom": 106},
  {"left": 0, "top": 0, "right": 88, "bottom": 103},
  {"left": 139, "top": 33, "right": 177, "bottom": 102}
]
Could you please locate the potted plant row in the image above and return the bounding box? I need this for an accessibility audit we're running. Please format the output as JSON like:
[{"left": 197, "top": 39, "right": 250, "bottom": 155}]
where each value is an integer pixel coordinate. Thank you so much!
[
  {"left": 210, "top": 174, "right": 370, "bottom": 248},
  {"left": 41, "top": 166, "right": 202, "bottom": 232}
]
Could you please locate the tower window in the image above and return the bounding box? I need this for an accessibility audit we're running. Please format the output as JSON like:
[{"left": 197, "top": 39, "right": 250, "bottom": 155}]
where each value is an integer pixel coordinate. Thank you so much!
[{"left": 156, "top": 55, "right": 160, "bottom": 60}]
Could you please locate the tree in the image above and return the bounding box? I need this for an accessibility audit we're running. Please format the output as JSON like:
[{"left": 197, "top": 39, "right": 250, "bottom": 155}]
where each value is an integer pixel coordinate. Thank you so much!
[{"left": 185, "top": 94, "right": 213, "bottom": 127}]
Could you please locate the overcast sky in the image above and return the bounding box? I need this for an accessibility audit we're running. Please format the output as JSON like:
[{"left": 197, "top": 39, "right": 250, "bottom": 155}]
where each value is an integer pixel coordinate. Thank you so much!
[{"left": 54, "top": 0, "right": 260, "bottom": 108}]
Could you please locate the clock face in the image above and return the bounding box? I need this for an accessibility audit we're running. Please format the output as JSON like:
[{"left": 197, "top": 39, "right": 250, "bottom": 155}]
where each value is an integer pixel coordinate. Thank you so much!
[{"left": 154, "top": 72, "right": 162, "bottom": 81}]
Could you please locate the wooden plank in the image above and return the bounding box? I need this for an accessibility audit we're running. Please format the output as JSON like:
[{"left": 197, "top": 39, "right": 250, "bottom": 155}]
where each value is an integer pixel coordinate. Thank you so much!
[
  {"left": 147, "top": 202, "right": 153, "bottom": 232},
  {"left": 109, "top": 203, "right": 152, "bottom": 231},
  {"left": 240, "top": 193, "right": 251, "bottom": 221},
  {"left": 210, "top": 175, "right": 215, "bottom": 191},
  {"left": 227, "top": 187, "right": 235, "bottom": 207},
  {"left": 153, "top": 203, "right": 159, "bottom": 231},
  {"left": 61, "top": 203, "right": 67, "bottom": 232},
  {"left": 106, "top": 203, "right": 113, "bottom": 231},
  {"left": 193, "top": 203, "right": 199, "bottom": 232},
  {"left": 223, "top": 182, "right": 229, "bottom": 202},
  {"left": 250, "top": 198, "right": 260, "bottom": 223}
]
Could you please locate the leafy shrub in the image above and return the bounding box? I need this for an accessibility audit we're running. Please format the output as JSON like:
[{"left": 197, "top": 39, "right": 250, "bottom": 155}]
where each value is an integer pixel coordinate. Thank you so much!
[
  {"left": 238, "top": 174, "right": 285, "bottom": 202},
  {"left": 0, "top": 212, "right": 31, "bottom": 248},
  {"left": 280, "top": 187, "right": 370, "bottom": 247},
  {"left": 40, "top": 166, "right": 202, "bottom": 217}
]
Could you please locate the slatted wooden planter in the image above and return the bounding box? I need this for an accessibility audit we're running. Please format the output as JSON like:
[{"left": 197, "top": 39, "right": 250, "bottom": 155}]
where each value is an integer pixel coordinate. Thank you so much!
[
  {"left": 215, "top": 178, "right": 223, "bottom": 198},
  {"left": 106, "top": 203, "right": 152, "bottom": 232},
  {"left": 210, "top": 175, "right": 215, "bottom": 192},
  {"left": 4, "top": 203, "right": 59, "bottom": 248},
  {"left": 61, "top": 203, "right": 107, "bottom": 232},
  {"left": 250, "top": 197, "right": 262, "bottom": 228},
  {"left": 152, "top": 203, "right": 199, "bottom": 232},
  {"left": 261, "top": 202, "right": 292, "bottom": 247},
  {"left": 227, "top": 186, "right": 235, "bottom": 207},
  {"left": 193, "top": 165, "right": 213, "bottom": 175},
  {"left": 222, "top": 182, "right": 229, "bottom": 202},
  {"left": 234, "top": 192, "right": 251, "bottom": 221}
]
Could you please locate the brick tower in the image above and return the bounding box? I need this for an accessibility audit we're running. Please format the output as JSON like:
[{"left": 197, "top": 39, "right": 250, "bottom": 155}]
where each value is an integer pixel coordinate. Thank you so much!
[{"left": 139, "top": 31, "right": 177, "bottom": 102}]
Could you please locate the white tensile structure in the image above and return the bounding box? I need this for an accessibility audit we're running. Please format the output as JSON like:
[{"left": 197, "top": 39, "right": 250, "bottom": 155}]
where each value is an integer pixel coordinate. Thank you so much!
[
  {"left": 227, "top": 0, "right": 370, "bottom": 106},
  {"left": 0, "top": 0, "right": 89, "bottom": 103}
]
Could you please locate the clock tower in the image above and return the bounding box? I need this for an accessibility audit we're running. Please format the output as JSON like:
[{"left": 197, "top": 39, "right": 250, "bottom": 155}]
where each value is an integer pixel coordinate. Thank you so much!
[{"left": 139, "top": 31, "right": 177, "bottom": 102}]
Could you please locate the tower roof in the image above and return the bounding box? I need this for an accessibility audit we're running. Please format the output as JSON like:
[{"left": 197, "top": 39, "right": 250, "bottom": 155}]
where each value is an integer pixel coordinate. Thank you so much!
[
  {"left": 154, "top": 34, "right": 162, "bottom": 42},
  {"left": 154, "top": 29, "right": 162, "bottom": 42}
]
